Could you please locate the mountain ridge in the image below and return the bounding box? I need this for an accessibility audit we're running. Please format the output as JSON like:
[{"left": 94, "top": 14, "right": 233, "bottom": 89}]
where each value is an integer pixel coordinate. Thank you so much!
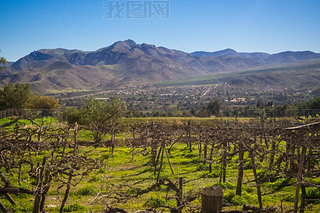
[{"left": 2, "top": 40, "right": 320, "bottom": 92}]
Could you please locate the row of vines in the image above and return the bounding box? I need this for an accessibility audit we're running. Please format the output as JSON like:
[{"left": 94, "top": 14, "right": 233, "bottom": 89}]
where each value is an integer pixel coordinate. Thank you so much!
[{"left": 0, "top": 113, "right": 319, "bottom": 212}]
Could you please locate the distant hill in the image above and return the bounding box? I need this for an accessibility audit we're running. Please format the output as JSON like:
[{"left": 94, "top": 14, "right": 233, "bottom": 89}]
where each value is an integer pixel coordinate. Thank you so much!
[
  {"left": 2, "top": 40, "right": 320, "bottom": 92},
  {"left": 157, "top": 59, "right": 320, "bottom": 93}
]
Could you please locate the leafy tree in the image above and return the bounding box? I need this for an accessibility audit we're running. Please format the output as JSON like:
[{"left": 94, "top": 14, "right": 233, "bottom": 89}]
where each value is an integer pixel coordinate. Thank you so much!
[
  {"left": 63, "top": 108, "right": 82, "bottom": 124},
  {"left": 307, "top": 97, "right": 320, "bottom": 116},
  {"left": 207, "top": 99, "right": 222, "bottom": 116},
  {"left": 0, "top": 83, "right": 32, "bottom": 110},
  {"left": 26, "top": 95, "right": 61, "bottom": 115},
  {"left": 0, "top": 57, "right": 7, "bottom": 70},
  {"left": 27, "top": 95, "right": 60, "bottom": 109},
  {"left": 82, "top": 98, "right": 124, "bottom": 143}
]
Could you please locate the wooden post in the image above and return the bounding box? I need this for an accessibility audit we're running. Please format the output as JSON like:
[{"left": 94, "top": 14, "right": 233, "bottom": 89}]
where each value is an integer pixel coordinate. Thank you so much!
[
  {"left": 209, "top": 144, "right": 214, "bottom": 173},
  {"left": 294, "top": 145, "right": 306, "bottom": 213},
  {"left": 164, "top": 145, "right": 174, "bottom": 175},
  {"left": 220, "top": 140, "right": 227, "bottom": 183},
  {"left": 236, "top": 140, "right": 244, "bottom": 196},
  {"left": 201, "top": 186, "right": 223, "bottom": 213}
]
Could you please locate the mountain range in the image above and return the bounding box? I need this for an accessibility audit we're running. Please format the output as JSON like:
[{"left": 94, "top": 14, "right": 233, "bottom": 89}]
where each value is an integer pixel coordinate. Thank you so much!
[{"left": 1, "top": 39, "right": 320, "bottom": 92}]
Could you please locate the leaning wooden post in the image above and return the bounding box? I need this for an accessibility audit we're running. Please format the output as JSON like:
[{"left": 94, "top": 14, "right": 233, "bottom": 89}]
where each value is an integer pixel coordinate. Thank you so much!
[{"left": 201, "top": 186, "right": 223, "bottom": 213}]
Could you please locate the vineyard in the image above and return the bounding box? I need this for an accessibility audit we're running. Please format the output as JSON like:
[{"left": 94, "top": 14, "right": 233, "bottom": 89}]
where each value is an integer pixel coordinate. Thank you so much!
[{"left": 0, "top": 113, "right": 320, "bottom": 213}]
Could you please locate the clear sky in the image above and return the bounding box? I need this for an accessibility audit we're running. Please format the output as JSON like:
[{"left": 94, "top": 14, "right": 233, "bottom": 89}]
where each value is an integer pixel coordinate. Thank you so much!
[{"left": 1, "top": 0, "right": 320, "bottom": 61}]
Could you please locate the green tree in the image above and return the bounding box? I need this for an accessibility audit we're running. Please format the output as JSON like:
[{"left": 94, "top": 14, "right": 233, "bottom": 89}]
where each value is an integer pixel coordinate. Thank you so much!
[
  {"left": 63, "top": 108, "right": 82, "bottom": 124},
  {"left": 82, "top": 98, "right": 124, "bottom": 143},
  {"left": 307, "top": 97, "right": 320, "bottom": 116},
  {"left": 27, "top": 95, "right": 60, "bottom": 109},
  {"left": 0, "top": 83, "right": 33, "bottom": 110},
  {"left": 26, "top": 95, "right": 61, "bottom": 115},
  {"left": 0, "top": 57, "right": 7, "bottom": 71},
  {"left": 207, "top": 99, "right": 222, "bottom": 116}
]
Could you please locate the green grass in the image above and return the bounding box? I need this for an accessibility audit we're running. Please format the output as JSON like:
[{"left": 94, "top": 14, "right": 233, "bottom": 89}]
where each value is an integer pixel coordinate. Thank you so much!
[
  {"left": 0, "top": 116, "right": 320, "bottom": 212},
  {"left": 0, "top": 116, "right": 59, "bottom": 129},
  {"left": 1, "top": 141, "right": 318, "bottom": 212}
]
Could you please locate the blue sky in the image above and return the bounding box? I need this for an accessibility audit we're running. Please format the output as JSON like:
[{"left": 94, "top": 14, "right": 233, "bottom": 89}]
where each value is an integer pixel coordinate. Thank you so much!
[{"left": 1, "top": 0, "right": 320, "bottom": 61}]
